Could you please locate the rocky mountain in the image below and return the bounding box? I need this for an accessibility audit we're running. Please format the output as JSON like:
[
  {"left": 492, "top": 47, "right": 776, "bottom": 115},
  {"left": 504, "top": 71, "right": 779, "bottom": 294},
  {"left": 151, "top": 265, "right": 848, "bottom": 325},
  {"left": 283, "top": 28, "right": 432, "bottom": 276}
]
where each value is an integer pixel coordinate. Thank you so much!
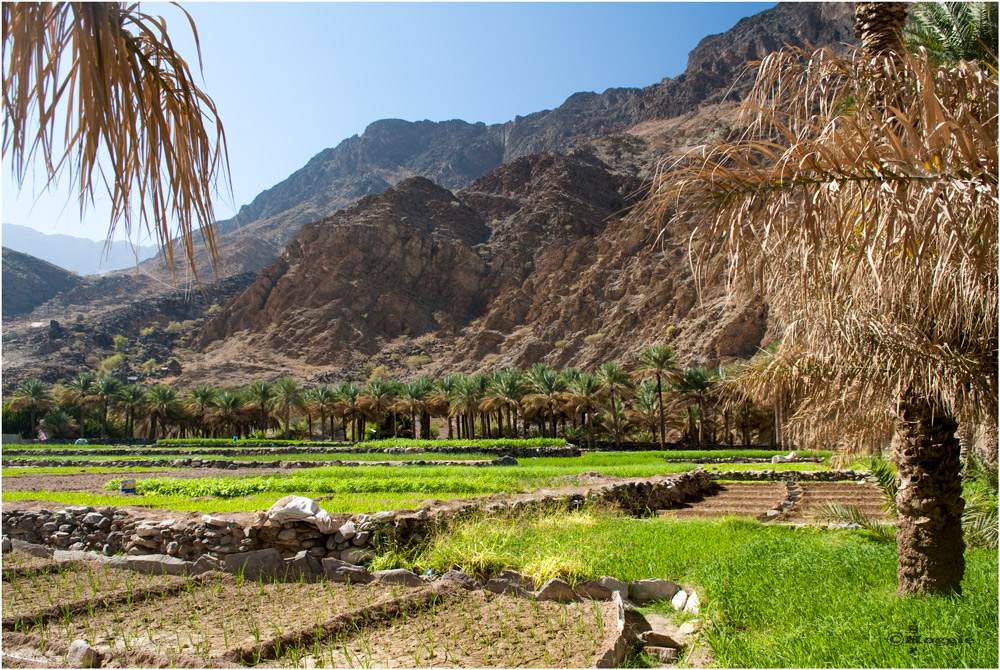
[
  {"left": 2, "top": 2, "right": 858, "bottom": 390},
  {"left": 158, "top": 2, "right": 856, "bottom": 281},
  {"left": 190, "top": 148, "right": 766, "bottom": 386},
  {"left": 2, "top": 223, "right": 158, "bottom": 276},
  {"left": 2, "top": 248, "right": 82, "bottom": 318}
]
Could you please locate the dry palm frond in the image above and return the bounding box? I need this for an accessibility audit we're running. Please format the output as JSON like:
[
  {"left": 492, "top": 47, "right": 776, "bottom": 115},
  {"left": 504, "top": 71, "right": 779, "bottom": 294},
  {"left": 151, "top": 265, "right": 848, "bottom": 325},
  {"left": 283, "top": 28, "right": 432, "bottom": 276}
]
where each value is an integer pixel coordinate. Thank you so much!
[
  {"left": 813, "top": 502, "right": 897, "bottom": 542},
  {"left": 635, "top": 46, "right": 998, "bottom": 436},
  {"left": 2, "top": 2, "right": 230, "bottom": 280}
]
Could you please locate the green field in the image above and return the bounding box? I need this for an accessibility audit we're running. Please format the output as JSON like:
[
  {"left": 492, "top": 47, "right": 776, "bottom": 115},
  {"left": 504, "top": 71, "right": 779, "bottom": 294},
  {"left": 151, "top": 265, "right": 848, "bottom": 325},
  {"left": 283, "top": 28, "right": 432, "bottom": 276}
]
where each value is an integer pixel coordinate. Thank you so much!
[{"left": 383, "top": 507, "right": 998, "bottom": 668}]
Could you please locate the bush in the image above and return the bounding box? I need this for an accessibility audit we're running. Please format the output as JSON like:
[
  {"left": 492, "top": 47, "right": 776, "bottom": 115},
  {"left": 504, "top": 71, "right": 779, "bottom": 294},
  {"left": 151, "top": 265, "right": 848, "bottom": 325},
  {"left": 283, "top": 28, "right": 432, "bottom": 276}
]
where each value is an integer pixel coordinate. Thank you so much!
[{"left": 97, "top": 353, "right": 124, "bottom": 375}]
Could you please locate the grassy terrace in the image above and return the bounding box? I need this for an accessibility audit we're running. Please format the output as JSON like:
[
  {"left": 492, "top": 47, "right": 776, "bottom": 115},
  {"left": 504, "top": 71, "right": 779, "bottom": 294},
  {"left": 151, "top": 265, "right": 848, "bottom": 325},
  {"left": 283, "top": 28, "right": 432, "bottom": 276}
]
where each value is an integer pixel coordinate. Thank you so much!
[
  {"left": 1, "top": 452, "right": 834, "bottom": 514},
  {"left": 382, "top": 508, "right": 997, "bottom": 668}
]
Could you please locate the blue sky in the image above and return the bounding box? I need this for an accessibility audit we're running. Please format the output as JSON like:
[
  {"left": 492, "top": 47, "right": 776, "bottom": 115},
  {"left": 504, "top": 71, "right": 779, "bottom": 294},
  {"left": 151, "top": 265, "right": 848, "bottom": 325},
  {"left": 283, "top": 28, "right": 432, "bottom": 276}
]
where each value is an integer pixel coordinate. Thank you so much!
[{"left": 2, "top": 1, "right": 776, "bottom": 243}]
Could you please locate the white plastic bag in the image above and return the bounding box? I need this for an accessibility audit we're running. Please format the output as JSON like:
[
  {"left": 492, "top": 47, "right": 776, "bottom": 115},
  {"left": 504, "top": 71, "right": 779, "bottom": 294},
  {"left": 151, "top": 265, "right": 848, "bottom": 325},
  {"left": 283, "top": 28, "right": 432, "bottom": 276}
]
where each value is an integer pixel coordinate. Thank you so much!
[{"left": 262, "top": 495, "right": 338, "bottom": 533}]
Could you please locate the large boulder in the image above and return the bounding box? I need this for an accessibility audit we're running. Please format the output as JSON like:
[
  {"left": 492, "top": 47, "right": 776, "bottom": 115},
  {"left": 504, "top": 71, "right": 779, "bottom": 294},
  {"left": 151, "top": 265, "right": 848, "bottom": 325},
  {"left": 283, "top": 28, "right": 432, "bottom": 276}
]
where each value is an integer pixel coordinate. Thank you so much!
[
  {"left": 535, "top": 578, "right": 578, "bottom": 603},
  {"left": 630, "top": 578, "right": 679, "bottom": 604},
  {"left": 223, "top": 548, "right": 285, "bottom": 581}
]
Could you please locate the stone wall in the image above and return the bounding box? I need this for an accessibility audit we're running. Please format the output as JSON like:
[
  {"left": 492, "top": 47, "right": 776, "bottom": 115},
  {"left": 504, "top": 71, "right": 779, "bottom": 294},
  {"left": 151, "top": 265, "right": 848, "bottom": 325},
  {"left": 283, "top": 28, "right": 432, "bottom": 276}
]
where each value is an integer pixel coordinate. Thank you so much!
[{"left": 1, "top": 470, "right": 713, "bottom": 564}]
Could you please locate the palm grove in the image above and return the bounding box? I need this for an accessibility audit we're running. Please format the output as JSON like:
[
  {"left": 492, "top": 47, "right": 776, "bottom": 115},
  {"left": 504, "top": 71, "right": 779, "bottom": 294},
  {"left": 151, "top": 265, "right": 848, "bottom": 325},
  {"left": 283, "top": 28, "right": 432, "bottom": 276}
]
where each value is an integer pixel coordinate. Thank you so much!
[{"left": 6, "top": 350, "right": 777, "bottom": 449}]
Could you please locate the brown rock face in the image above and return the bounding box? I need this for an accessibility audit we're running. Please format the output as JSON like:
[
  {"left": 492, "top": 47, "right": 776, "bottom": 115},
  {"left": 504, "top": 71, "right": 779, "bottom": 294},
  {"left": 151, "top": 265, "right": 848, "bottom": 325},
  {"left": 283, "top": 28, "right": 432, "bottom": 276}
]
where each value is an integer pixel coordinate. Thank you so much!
[
  {"left": 146, "top": 3, "right": 858, "bottom": 285},
  {"left": 197, "top": 178, "right": 490, "bottom": 365},
  {"left": 1, "top": 248, "right": 82, "bottom": 318},
  {"left": 196, "top": 151, "right": 769, "bottom": 381}
]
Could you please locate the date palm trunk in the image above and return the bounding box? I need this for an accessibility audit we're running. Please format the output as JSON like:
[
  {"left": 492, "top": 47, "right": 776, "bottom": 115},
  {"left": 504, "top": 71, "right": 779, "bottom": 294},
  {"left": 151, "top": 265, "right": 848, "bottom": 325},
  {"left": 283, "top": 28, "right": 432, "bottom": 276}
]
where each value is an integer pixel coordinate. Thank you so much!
[
  {"left": 893, "top": 397, "right": 965, "bottom": 595},
  {"left": 655, "top": 373, "right": 666, "bottom": 451}
]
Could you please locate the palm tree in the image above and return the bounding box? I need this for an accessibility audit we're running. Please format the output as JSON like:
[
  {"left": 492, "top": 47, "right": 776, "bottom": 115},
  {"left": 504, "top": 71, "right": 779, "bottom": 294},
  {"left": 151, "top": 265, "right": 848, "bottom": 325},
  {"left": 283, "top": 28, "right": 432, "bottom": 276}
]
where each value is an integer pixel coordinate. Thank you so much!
[
  {"left": 210, "top": 391, "right": 250, "bottom": 438},
  {"left": 93, "top": 375, "right": 123, "bottom": 439},
  {"left": 395, "top": 377, "right": 433, "bottom": 439},
  {"left": 333, "top": 381, "right": 363, "bottom": 441},
  {"left": 483, "top": 368, "right": 527, "bottom": 438},
  {"left": 904, "top": 2, "right": 998, "bottom": 67},
  {"left": 38, "top": 409, "right": 77, "bottom": 439},
  {"left": 524, "top": 364, "right": 566, "bottom": 439},
  {"left": 274, "top": 377, "right": 304, "bottom": 440},
  {"left": 2, "top": 2, "right": 230, "bottom": 276},
  {"left": 450, "top": 374, "right": 484, "bottom": 439},
  {"left": 186, "top": 385, "right": 219, "bottom": 438},
  {"left": 9, "top": 378, "right": 55, "bottom": 438},
  {"left": 628, "top": 380, "right": 662, "bottom": 440},
  {"left": 146, "top": 384, "right": 182, "bottom": 439},
  {"left": 360, "top": 378, "right": 398, "bottom": 440},
  {"left": 116, "top": 385, "right": 147, "bottom": 440},
  {"left": 637, "top": 345, "right": 679, "bottom": 450},
  {"left": 565, "top": 372, "right": 603, "bottom": 447},
  {"left": 635, "top": 19, "right": 996, "bottom": 594},
  {"left": 427, "top": 375, "right": 458, "bottom": 439},
  {"left": 63, "top": 371, "right": 97, "bottom": 439},
  {"left": 674, "top": 367, "right": 719, "bottom": 446},
  {"left": 597, "top": 361, "right": 634, "bottom": 448},
  {"left": 244, "top": 381, "right": 276, "bottom": 437},
  {"left": 311, "top": 384, "right": 338, "bottom": 441}
]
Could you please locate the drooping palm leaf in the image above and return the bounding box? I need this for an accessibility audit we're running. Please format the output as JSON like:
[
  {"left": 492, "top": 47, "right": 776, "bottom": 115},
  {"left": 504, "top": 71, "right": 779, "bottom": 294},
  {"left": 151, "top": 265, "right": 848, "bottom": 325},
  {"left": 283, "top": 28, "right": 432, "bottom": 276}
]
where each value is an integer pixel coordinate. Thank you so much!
[
  {"left": 634, "top": 46, "right": 998, "bottom": 452},
  {"left": 2, "top": 2, "right": 230, "bottom": 280}
]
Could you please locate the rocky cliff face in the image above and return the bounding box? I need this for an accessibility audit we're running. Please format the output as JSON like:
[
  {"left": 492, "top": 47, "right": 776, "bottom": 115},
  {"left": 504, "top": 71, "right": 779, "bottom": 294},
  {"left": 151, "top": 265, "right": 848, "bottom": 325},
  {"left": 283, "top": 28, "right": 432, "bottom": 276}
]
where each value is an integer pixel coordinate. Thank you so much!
[
  {"left": 194, "top": 149, "right": 767, "bottom": 383},
  {"left": 1, "top": 248, "right": 82, "bottom": 318},
  {"left": 156, "top": 2, "right": 856, "bottom": 283},
  {"left": 198, "top": 178, "right": 491, "bottom": 364}
]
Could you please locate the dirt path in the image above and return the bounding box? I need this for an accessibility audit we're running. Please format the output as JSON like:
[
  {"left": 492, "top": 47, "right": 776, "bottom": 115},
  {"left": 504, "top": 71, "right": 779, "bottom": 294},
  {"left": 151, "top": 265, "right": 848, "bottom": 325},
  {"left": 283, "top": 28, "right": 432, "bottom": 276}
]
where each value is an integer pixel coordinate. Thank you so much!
[{"left": 2, "top": 467, "right": 287, "bottom": 493}]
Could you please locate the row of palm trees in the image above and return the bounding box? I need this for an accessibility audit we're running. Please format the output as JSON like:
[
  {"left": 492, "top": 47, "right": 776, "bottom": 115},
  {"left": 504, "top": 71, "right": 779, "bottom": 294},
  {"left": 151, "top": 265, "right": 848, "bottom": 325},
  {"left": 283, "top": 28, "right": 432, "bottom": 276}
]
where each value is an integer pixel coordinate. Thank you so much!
[{"left": 6, "top": 346, "right": 780, "bottom": 447}]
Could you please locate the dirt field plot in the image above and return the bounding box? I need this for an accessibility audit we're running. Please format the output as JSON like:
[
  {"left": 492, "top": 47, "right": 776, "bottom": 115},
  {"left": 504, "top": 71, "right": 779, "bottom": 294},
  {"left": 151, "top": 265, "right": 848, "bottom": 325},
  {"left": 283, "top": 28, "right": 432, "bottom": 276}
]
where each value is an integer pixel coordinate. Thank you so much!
[
  {"left": 2, "top": 568, "right": 620, "bottom": 668},
  {"left": 783, "top": 481, "right": 891, "bottom": 525},
  {"left": 1, "top": 550, "right": 62, "bottom": 573},
  {"left": 265, "top": 590, "right": 618, "bottom": 669},
  {"left": 8, "top": 572, "right": 403, "bottom": 665},
  {"left": 2, "top": 562, "right": 185, "bottom": 619},
  {"left": 656, "top": 482, "right": 786, "bottom": 519}
]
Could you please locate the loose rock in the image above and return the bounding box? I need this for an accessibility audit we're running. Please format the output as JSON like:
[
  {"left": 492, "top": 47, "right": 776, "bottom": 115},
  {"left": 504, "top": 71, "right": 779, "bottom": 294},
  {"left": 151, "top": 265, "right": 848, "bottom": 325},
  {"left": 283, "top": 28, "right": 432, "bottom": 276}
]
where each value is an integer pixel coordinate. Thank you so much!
[
  {"left": 67, "top": 640, "right": 102, "bottom": 668},
  {"left": 535, "top": 578, "right": 578, "bottom": 602},
  {"left": 630, "top": 578, "right": 679, "bottom": 603}
]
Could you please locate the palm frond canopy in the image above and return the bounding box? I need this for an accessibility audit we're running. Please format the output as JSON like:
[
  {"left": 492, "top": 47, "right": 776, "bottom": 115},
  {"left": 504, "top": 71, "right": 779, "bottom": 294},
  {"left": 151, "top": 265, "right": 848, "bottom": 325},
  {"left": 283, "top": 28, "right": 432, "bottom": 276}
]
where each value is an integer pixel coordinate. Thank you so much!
[
  {"left": 2, "top": 2, "right": 230, "bottom": 278},
  {"left": 635, "top": 46, "right": 998, "bottom": 448}
]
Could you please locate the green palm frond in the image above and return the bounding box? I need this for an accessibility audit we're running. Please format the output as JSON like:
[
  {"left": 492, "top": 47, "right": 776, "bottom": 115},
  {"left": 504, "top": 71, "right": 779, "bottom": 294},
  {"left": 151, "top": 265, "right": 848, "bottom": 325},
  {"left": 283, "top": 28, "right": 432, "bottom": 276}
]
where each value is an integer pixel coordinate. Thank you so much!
[
  {"left": 964, "top": 450, "right": 999, "bottom": 495},
  {"left": 867, "top": 458, "right": 899, "bottom": 514},
  {"left": 963, "top": 492, "right": 999, "bottom": 549},
  {"left": 814, "top": 502, "right": 896, "bottom": 543}
]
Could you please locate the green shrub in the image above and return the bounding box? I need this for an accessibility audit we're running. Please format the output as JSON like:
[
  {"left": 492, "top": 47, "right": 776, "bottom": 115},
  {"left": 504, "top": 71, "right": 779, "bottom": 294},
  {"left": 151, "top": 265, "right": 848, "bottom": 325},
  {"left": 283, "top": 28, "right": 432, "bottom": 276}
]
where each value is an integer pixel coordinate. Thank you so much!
[{"left": 97, "top": 353, "right": 124, "bottom": 375}]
